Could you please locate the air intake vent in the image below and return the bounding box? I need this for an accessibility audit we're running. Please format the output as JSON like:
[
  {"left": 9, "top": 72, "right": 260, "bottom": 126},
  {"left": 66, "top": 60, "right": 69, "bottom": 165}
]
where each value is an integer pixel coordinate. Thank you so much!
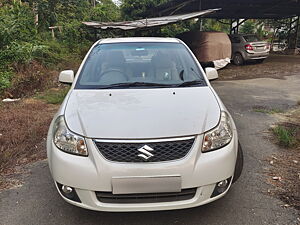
[{"left": 96, "top": 188, "right": 197, "bottom": 204}]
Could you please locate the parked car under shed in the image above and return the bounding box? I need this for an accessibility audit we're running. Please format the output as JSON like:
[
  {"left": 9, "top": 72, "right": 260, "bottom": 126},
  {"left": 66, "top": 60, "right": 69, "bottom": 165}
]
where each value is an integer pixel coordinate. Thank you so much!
[{"left": 177, "top": 31, "right": 232, "bottom": 70}]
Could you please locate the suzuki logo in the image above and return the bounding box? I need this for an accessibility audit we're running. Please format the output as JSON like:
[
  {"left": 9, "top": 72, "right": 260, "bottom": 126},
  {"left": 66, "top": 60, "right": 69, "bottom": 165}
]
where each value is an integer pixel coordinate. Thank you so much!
[{"left": 137, "top": 145, "right": 154, "bottom": 160}]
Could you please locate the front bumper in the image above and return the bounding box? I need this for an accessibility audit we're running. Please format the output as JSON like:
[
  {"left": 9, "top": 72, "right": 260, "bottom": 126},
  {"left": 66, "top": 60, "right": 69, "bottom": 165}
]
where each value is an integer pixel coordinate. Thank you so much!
[
  {"left": 47, "top": 133, "right": 238, "bottom": 212},
  {"left": 55, "top": 181, "right": 231, "bottom": 212}
]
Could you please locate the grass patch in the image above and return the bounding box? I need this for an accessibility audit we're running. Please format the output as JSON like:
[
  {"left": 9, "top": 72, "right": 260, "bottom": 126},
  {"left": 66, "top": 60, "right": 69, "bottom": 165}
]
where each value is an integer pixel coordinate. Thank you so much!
[
  {"left": 253, "top": 107, "right": 284, "bottom": 114},
  {"left": 272, "top": 125, "right": 298, "bottom": 148},
  {"left": 37, "top": 87, "right": 69, "bottom": 104}
]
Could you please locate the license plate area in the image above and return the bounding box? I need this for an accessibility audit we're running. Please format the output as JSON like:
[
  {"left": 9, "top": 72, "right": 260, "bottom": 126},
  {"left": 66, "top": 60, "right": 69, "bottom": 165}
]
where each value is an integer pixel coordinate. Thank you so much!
[
  {"left": 112, "top": 176, "right": 181, "bottom": 194},
  {"left": 255, "top": 46, "right": 265, "bottom": 51}
]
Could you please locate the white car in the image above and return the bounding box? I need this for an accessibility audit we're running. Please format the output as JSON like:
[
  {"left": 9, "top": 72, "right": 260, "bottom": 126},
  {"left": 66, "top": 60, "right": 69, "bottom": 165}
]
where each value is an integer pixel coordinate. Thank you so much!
[{"left": 47, "top": 37, "right": 243, "bottom": 212}]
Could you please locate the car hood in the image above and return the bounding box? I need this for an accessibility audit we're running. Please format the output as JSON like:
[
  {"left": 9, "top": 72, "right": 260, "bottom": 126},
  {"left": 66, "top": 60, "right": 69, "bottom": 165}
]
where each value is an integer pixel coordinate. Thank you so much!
[{"left": 65, "top": 87, "right": 220, "bottom": 139}]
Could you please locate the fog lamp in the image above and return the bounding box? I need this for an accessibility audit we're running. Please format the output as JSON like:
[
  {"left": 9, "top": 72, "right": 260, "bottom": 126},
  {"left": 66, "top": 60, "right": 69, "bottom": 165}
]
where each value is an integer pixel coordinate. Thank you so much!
[
  {"left": 62, "top": 185, "right": 73, "bottom": 194},
  {"left": 217, "top": 180, "right": 228, "bottom": 188},
  {"left": 211, "top": 177, "right": 231, "bottom": 198},
  {"left": 57, "top": 183, "right": 81, "bottom": 203}
]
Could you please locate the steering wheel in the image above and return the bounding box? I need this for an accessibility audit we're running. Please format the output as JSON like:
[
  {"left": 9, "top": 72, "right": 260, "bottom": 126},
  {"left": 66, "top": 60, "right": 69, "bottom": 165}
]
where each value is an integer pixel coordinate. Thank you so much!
[{"left": 99, "top": 69, "right": 128, "bottom": 81}]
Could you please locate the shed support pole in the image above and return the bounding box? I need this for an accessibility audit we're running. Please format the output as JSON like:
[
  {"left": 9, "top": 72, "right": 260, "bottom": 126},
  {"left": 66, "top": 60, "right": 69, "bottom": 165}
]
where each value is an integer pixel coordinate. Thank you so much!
[
  {"left": 94, "top": 28, "right": 97, "bottom": 41},
  {"left": 294, "top": 17, "right": 299, "bottom": 53},
  {"left": 51, "top": 29, "right": 55, "bottom": 39},
  {"left": 287, "top": 17, "right": 293, "bottom": 49},
  {"left": 230, "top": 19, "right": 247, "bottom": 34},
  {"left": 287, "top": 16, "right": 300, "bottom": 51},
  {"left": 230, "top": 19, "right": 246, "bottom": 34},
  {"left": 230, "top": 19, "right": 234, "bottom": 34},
  {"left": 198, "top": 0, "right": 203, "bottom": 31}
]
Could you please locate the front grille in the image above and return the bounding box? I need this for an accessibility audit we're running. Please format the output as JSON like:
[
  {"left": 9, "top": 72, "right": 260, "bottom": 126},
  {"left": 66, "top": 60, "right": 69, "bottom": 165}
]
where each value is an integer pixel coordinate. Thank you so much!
[
  {"left": 94, "top": 138, "right": 195, "bottom": 162},
  {"left": 96, "top": 188, "right": 197, "bottom": 204}
]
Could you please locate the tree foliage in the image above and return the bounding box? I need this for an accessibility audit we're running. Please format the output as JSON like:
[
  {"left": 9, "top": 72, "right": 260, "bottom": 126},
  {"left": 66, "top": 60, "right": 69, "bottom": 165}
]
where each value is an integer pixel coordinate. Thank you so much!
[
  {"left": 240, "top": 20, "right": 255, "bottom": 34},
  {"left": 121, "top": 0, "right": 164, "bottom": 20},
  {"left": 89, "top": 0, "right": 120, "bottom": 22},
  {"left": 0, "top": 3, "right": 37, "bottom": 48},
  {"left": 202, "top": 19, "right": 230, "bottom": 32},
  {"left": 0, "top": 0, "right": 123, "bottom": 94}
]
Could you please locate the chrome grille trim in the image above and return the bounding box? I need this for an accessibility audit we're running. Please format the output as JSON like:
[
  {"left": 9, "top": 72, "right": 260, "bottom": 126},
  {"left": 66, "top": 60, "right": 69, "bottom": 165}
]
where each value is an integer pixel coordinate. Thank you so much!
[{"left": 93, "top": 136, "right": 195, "bottom": 143}]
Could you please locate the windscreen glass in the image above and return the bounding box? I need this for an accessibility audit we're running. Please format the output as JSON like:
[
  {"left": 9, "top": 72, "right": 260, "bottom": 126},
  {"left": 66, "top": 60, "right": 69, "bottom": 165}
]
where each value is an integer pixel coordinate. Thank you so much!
[
  {"left": 75, "top": 42, "right": 206, "bottom": 89},
  {"left": 243, "top": 35, "right": 261, "bottom": 42}
]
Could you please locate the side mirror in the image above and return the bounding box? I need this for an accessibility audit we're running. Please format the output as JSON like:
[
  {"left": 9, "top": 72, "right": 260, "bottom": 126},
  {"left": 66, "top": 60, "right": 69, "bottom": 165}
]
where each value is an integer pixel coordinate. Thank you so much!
[
  {"left": 59, "top": 70, "right": 74, "bottom": 84},
  {"left": 205, "top": 67, "right": 218, "bottom": 80}
]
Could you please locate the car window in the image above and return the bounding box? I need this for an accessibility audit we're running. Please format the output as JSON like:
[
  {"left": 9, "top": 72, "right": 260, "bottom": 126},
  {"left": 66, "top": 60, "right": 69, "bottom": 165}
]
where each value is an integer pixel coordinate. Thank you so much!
[
  {"left": 229, "top": 36, "right": 241, "bottom": 43},
  {"left": 243, "top": 35, "right": 261, "bottom": 42},
  {"left": 75, "top": 42, "right": 206, "bottom": 89}
]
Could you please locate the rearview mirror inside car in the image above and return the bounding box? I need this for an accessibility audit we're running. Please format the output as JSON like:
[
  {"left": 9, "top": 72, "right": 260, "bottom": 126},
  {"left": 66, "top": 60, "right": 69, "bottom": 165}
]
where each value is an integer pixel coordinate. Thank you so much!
[
  {"left": 205, "top": 67, "right": 218, "bottom": 80},
  {"left": 59, "top": 70, "right": 74, "bottom": 84}
]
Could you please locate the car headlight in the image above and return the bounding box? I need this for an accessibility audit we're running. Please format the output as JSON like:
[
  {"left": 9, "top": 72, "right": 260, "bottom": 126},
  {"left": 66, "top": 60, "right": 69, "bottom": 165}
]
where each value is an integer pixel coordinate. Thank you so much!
[
  {"left": 53, "top": 116, "right": 88, "bottom": 156},
  {"left": 202, "top": 111, "right": 233, "bottom": 152}
]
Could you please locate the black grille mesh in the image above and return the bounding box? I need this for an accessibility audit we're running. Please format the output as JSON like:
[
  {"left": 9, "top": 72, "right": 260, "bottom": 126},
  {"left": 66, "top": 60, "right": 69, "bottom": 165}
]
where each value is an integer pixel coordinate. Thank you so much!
[
  {"left": 94, "top": 138, "right": 195, "bottom": 162},
  {"left": 96, "top": 188, "right": 197, "bottom": 203}
]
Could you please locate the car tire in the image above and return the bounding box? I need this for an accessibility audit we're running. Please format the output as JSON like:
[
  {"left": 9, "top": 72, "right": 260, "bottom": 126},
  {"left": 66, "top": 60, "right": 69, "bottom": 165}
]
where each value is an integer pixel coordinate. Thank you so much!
[
  {"left": 232, "top": 141, "right": 244, "bottom": 183},
  {"left": 233, "top": 53, "right": 244, "bottom": 65},
  {"left": 255, "top": 59, "right": 265, "bottom": 63}
]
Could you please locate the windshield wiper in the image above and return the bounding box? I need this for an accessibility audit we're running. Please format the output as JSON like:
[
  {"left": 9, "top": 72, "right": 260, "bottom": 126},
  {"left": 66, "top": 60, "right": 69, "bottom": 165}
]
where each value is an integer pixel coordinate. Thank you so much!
[
  {"left": 179, "top": 69, "right": 184, "bottom": 81},
  {"left": 177, "top": 67, "right": 206, "bottom": 87},
  {"left": 176, "top": 80, "right": 204, "bottom": 87},
  {"left": 98, "top": 82, "right": 172, "bottom": 89}
]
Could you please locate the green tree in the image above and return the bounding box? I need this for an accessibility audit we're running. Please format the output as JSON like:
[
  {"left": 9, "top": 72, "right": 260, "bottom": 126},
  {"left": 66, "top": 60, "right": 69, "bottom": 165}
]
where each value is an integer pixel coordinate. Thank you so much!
[
  {"left": 89, "top": 0, "right": 120, "bottom": 22},
  {"left": 0, "top": 1, "right": 38, "bottom": 93},
  {"left": 0, "top": 2, "right": 37, "bottom": 48},
  {"left": 121, "top": 0, "right": 166, "bottom": 20},
  {"left": 240, "top": 20, "right": 255, "bottom": 34},
  {"left": 202, "top": 19, "right": 230, "bottom": 32}
]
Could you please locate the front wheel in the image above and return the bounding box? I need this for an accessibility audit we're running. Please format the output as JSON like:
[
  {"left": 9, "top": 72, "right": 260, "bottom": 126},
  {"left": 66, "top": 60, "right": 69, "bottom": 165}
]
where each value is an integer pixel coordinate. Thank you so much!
[
  {"left": 232, "top": 141, "right": 244, "bottom": 183},
  {"left": 233, "top": 53, "right": 244, "bottom": 65}
]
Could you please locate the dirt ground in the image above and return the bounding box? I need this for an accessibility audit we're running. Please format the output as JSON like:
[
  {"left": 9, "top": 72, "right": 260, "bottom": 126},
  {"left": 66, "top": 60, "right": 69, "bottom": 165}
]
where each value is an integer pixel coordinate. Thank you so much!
[
  {"left": 218, "top": 54, "right": 300, "bottom": 80},
  {"left": 266, "top": 108, "right": 300, "bottom": 210},
  {"left": 0, "top": 99, "right": 59, "bottom": 189},
  {"left": 266, "top": 148, "right": 300, "bottom": 210}
]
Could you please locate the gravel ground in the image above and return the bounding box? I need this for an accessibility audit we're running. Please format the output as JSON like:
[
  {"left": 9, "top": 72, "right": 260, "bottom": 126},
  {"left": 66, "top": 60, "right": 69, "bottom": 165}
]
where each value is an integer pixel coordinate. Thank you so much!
[{"left": 218, "top": 54, "right": 300, "bottom": 80}]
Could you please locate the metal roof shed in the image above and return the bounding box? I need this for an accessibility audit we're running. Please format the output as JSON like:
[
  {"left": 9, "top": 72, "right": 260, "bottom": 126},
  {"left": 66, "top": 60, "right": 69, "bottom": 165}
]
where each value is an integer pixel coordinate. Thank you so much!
[
  {"left": 144, "top": 0, "right": 300, "bottom": 50},
  {"left": 147, "top": 0, "right": 300, "bottom": 19},
  {"left": 82, "top": 9, "right": 219, "bottom": 30}
]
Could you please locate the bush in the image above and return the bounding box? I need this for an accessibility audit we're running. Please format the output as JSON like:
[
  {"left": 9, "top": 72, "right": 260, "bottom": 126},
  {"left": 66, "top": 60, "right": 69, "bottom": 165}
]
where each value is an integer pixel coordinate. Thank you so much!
[
  {"left": 0, "top": 3, "right": 37, "bottom": 48},
  {"left": 0, "top": 70, "right": 13, "bottom": 92},
  {"left": 272, "top": 125, "right": 298, "bottom": 148},
  {"left": 37, "top": 87, "right": 69, "bottom": 104},
  {"left": 0, "top": 42, "right": 43, "bottom": 65},
  {"left": 58, "top": 20, "right": 89, "bottom": 47},
  {"left": 32, "top": 40, "right": 69, "bottom": 66}
]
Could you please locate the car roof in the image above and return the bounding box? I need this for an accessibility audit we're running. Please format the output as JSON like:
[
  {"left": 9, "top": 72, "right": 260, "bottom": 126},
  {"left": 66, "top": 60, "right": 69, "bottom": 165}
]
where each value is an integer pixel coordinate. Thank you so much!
[{"left": 98, "top": 37, "right": 181, "bottom": 44}]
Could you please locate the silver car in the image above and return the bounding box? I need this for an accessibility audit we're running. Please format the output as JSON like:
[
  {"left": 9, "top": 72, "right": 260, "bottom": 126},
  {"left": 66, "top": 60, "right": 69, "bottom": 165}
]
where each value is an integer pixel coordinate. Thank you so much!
[{"left": 229, "top": 34, "right": 270, "bottom": 65}]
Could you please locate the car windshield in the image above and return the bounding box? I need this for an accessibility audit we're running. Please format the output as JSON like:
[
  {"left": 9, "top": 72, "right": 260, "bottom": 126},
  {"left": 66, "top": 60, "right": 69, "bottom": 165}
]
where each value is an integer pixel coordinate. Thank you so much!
[
  {"left": 75, "top": 42, "right": 206, "bottom": 89},
  {"left": 243, "top": 35, "right": 261, "bottom": 42}
]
